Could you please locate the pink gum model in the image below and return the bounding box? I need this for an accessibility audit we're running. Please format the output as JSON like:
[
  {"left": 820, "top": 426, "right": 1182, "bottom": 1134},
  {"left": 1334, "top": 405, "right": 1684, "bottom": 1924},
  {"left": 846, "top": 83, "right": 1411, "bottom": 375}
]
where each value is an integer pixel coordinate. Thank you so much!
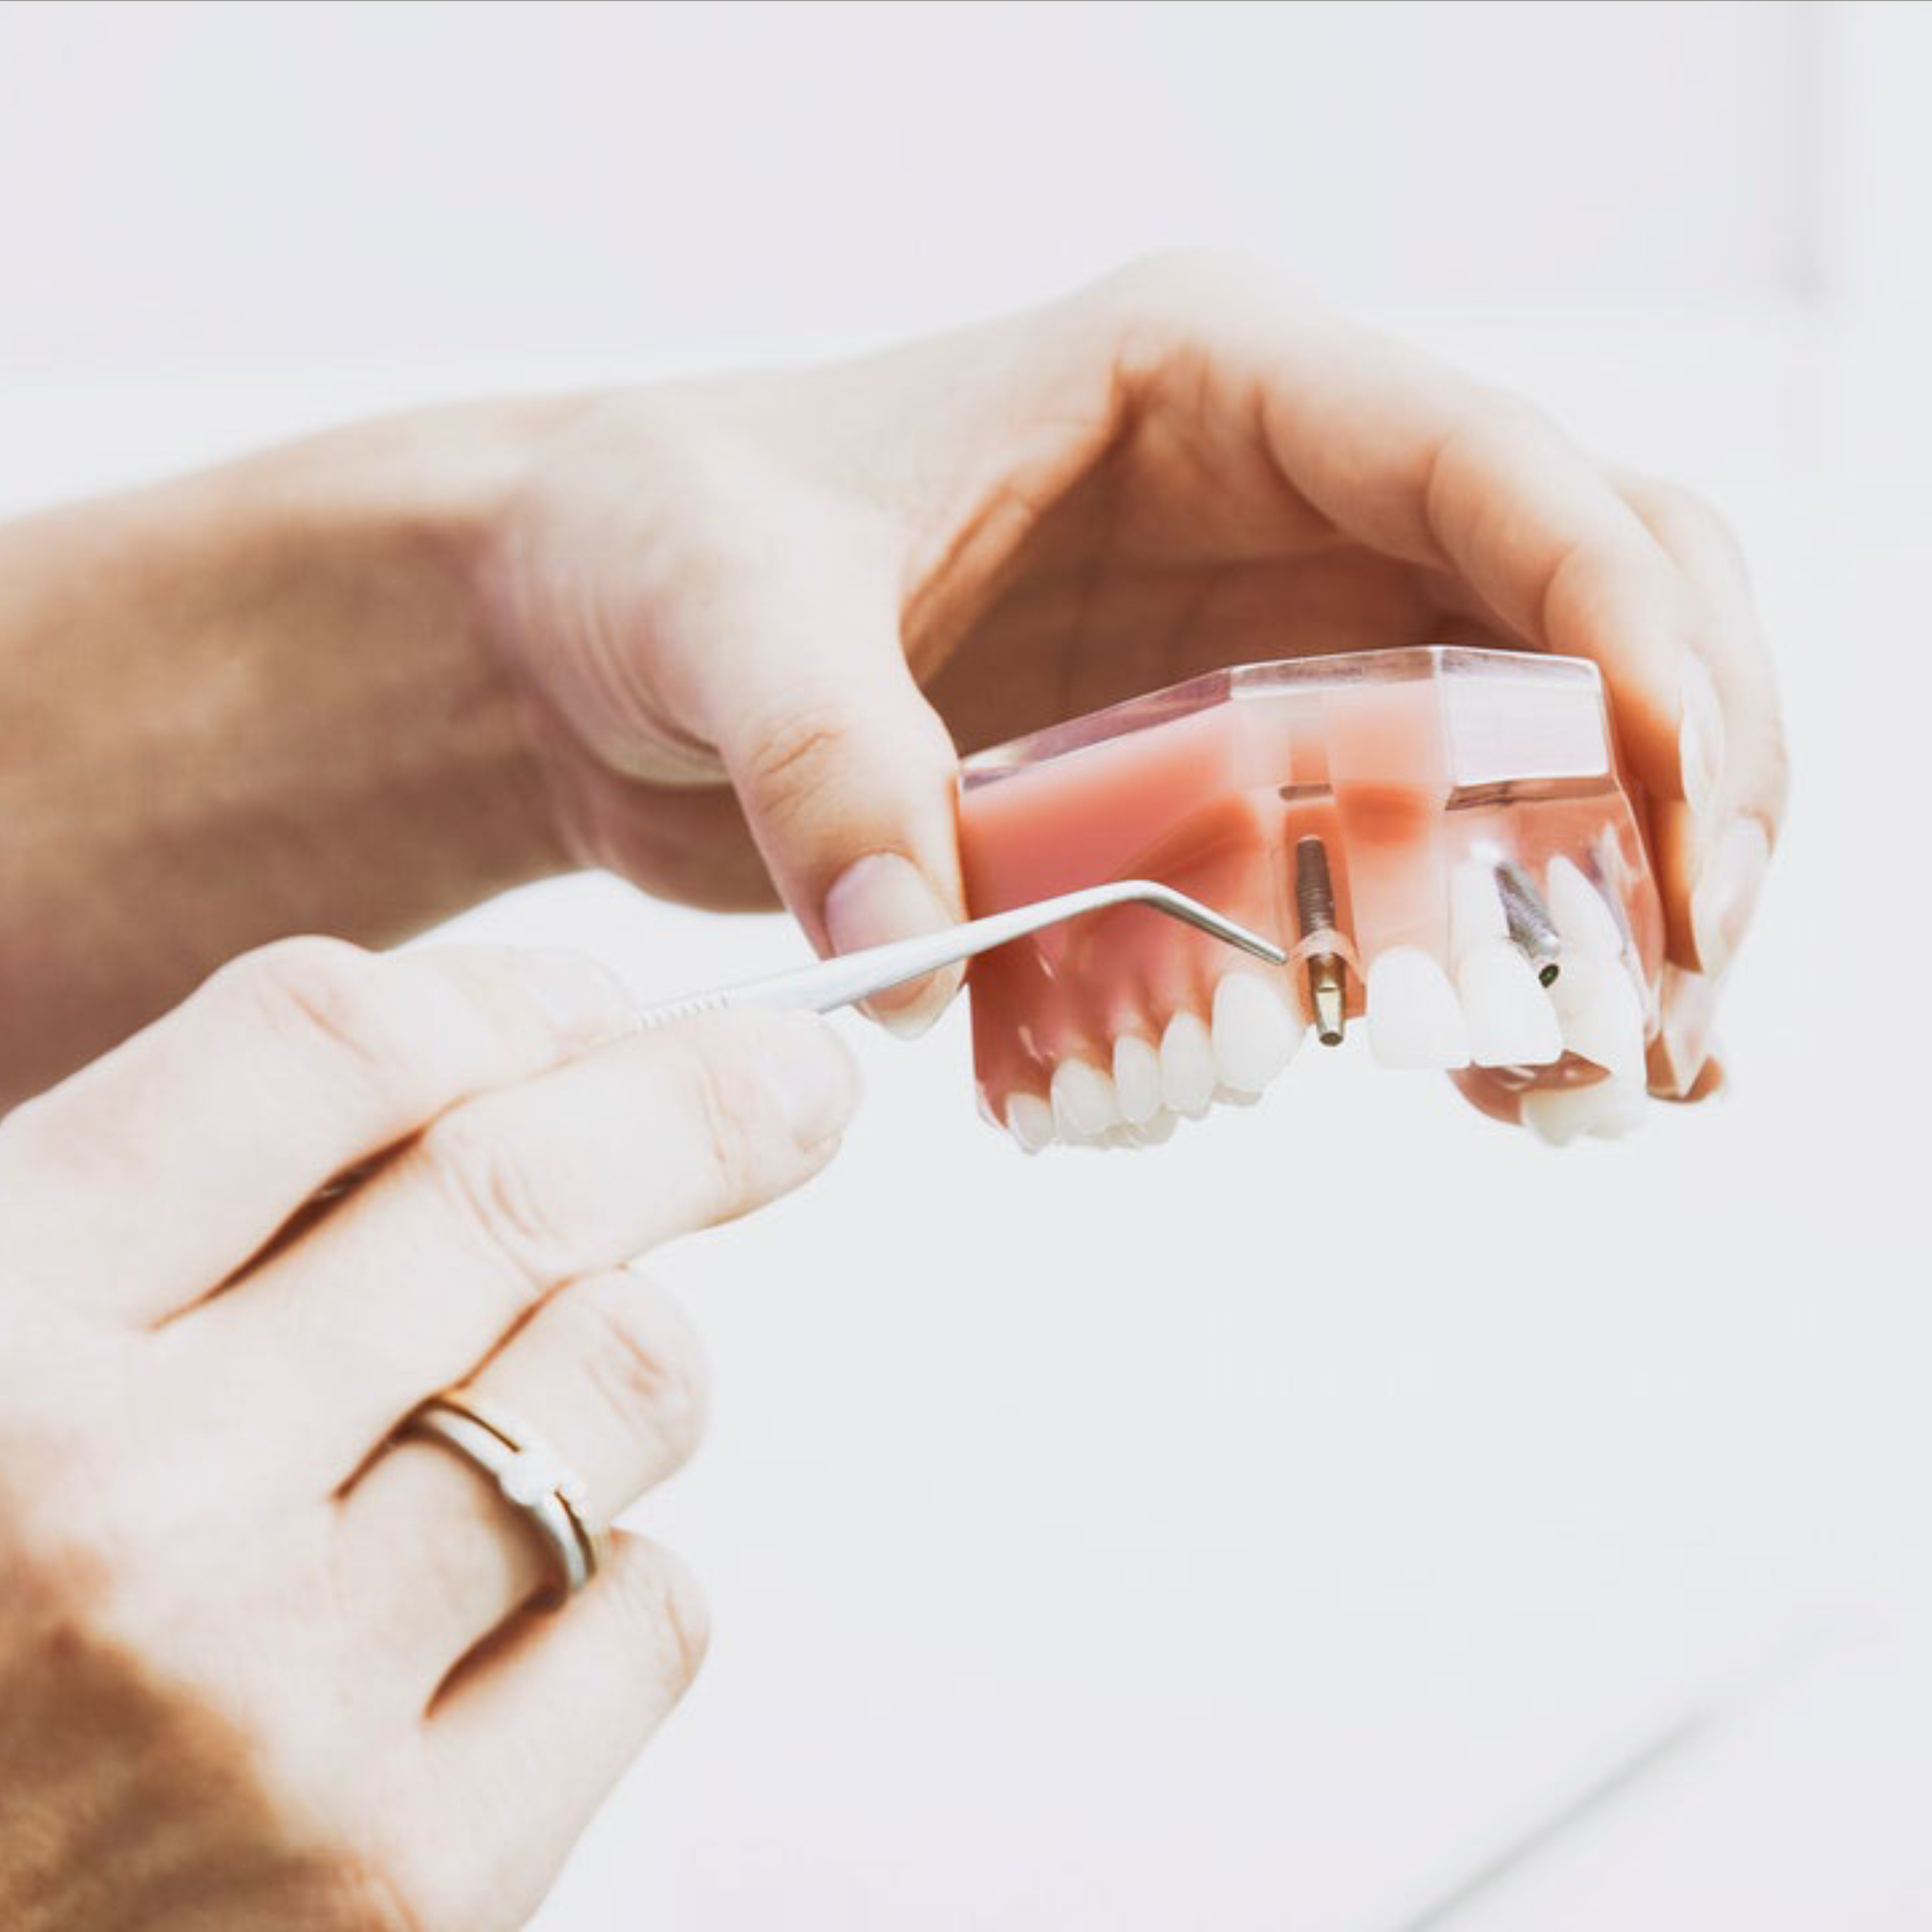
[{"left": 957, "top": 646, "right": 1684, "bottom": 1151}]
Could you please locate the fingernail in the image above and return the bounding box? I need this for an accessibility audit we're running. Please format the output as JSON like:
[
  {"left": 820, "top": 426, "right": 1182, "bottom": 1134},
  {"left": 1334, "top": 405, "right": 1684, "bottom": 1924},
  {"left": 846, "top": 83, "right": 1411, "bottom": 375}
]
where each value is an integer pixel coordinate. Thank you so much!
[
  {"left": 523, "top": 948, "right": 636, "bottom": 1048},
  {"left": 1678, "top": 655, "right": 1727, "bottom": 819},
  {"left": 823, "top": 853, "right": 963, "bottom": 1040},
  {"left": 1689, "top": 817, "right": 1770, "bottom": 980},
  {"left": 760, "top": 1013, "right": 862, "bottom": 1146}
]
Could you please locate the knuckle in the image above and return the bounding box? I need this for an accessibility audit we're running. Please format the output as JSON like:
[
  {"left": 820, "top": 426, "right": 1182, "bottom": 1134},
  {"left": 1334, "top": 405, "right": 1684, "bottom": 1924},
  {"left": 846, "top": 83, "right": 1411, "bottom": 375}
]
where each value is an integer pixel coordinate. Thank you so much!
[
  {"left": 669, "top": 1029, "right": 772, "bottom": 1212},
  {"left": 1420, "top": 404, "right": 1559, "bottom": 554},
  {"left": 606, "top": 1541, "right": 711, "bottom": 1690},
  {"left": 418, "top": 1106, "right": 573, "bottom": 1287},
  {"left": 1445, "top": 396, "right": 1565, "bottom": 478},
  {"left": 229, "top": 937, "right": 416, "bottom": 1099},
  {"left": 575, "top": 1272, "right": 709, "bottom": 1474},
  {"left": 734, "top": 695, "right": 857, "bottom": 823},
  {"left": 1088, "top": 247, "right": 1268, "bottom": 325},
  {"left": 1633, "top": 473, "right": 1746, "bottom": 558}
]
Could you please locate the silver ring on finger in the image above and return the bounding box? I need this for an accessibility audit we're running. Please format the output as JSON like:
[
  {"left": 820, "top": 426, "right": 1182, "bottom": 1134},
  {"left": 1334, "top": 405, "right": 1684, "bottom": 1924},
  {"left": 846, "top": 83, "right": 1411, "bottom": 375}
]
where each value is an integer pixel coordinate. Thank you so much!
[{"left": 399, "top": 1389, "right": 608, "bottom": 1605}]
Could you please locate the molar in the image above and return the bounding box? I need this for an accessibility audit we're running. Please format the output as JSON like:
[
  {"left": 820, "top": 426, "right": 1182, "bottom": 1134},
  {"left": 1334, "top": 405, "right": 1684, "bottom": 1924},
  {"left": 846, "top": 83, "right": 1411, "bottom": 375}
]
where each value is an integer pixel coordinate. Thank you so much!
[{"left": 1521, "top": 1078, "right": 1647, "bottom": 1146}]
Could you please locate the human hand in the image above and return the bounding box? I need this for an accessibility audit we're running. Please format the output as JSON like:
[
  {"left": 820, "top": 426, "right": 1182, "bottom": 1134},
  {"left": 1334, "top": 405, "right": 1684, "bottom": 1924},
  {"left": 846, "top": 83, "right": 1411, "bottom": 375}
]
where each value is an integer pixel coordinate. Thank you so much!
[
  {"left": 485, "top": 253, "right": 1783, "bottom": 1094},
  {"left": 0, "top": 939, "right": 857, "bottom": 1930}
]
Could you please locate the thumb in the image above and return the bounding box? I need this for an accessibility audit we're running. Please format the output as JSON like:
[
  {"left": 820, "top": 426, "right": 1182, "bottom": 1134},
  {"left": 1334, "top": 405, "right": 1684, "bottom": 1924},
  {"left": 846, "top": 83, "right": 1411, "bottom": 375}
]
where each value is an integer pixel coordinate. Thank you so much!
[{"left": 705, "top": 580, "right": 967, "bottom": 1039}]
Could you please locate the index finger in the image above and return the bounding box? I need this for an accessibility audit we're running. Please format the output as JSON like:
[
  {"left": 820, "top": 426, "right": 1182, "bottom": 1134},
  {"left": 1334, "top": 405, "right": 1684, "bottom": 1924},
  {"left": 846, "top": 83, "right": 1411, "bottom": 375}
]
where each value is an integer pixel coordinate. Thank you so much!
[
  {"left": 0, "top": 938, "right": 634, "bottom": 1325},
  {"left": 1115, "top": 264, "right": 1706, "bottom": 811}
]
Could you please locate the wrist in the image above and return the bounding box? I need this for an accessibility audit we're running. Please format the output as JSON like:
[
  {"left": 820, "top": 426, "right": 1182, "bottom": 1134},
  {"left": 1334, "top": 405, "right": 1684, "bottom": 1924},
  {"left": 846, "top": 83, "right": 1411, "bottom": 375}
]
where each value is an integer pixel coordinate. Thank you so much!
[{"left": 220, "top": 396, "right": 588, "bottom": 892}]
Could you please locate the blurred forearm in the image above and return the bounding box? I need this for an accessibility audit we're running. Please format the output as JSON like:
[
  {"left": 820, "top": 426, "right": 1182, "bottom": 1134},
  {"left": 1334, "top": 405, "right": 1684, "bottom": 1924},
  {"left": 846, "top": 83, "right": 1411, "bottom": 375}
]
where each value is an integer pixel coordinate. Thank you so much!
[{"left": 0, "top": 404, "right": 571, "bottom": 1103}]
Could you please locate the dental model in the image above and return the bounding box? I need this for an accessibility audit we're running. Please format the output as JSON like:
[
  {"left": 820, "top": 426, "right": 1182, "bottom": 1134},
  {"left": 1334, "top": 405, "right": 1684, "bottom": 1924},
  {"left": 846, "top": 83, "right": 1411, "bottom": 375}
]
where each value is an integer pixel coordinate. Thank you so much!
[{"left": 956, "top": 645, "right": 1677, "bottom": 1151}]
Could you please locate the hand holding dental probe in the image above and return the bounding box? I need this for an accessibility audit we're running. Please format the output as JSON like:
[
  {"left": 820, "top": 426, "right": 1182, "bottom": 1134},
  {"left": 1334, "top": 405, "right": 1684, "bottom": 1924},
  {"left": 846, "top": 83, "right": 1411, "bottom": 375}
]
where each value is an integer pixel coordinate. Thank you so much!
[
  {"left": 481, "top": 255, "right": 1782, "bottom": 1110},
  {"left": 0, "top": 249, "right": 1786, "bottom": 1930},
  {"left": 0, "top": 938, "right": 862, "bottom": 1932},
  {"left": 3, "top": 254, "right": 1780, "bottom": 1118}
]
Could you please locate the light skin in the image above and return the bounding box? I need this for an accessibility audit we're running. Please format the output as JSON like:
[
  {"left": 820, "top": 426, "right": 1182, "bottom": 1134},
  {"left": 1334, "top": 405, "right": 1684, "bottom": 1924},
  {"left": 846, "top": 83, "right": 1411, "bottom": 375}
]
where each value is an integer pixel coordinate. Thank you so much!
[
  {"left": 0, "top": 255, "right": 1783, "bottom": 1924},
  {"left": 1, "top": 940, "right": 857, "bottom": 1930}
]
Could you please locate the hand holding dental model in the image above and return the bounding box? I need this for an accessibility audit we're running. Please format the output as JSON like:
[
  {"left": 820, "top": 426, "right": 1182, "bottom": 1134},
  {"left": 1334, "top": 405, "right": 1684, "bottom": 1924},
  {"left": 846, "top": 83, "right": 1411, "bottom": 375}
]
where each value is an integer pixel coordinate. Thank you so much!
[{"left": 0, "top": 256, "right": 1784, "bottom": 1924}]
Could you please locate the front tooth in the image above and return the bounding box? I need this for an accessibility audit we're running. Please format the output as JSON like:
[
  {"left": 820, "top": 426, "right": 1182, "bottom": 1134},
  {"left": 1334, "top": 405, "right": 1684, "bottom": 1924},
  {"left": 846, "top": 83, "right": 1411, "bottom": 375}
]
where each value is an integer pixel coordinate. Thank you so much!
[
  {"left": 1547, "top": 855, "right": 1626, "bottom": 958},
  {"left": 1134, "top": 1108, "right": 1178, "bottom": 1144},
  {"left": 1159, "top": 1010, "right": 1216, "bottom": 1117},
  {"left": 1211, "top": 974, "right": 1301, "bottom": 1094},
  {"left": 1366, "top": 946, "right": 1471, "bottom": 1069},
  {"left": 1456, "top": 941, "right": 1563, "bottom": 1067},
  {"left": 1111, "top": 1034, "right": 1164, "bottom": 1125},
  {"left": 1557, "top": 964, "right": 1646, "bottom": 1085},
  {"left": 1050, "top": 1057, "right": 1118, "bottom": 1141},
  {"left": 1004, "top": 1092, "right": 1054, "bottom": 1153},
  {"left": 1521, "top": 1079, "right": 1646, "bottom": 1146},
  {"left": 1449, "top": 859, "right": 1509, "bottom": 961}
]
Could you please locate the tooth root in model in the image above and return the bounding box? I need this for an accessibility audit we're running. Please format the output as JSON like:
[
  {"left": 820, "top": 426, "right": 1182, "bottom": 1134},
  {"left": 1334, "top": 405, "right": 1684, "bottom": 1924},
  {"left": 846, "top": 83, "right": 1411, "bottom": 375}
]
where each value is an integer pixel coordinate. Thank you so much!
[
  {"left": 1294, "top": 836, "right": 1348, "bottom": 1045},
  {"left": 1449, "top": 857, "right": 1510, "bottom": 962},
  {"left": 1546, "top": 854, "right": 1626, "bottom": 961}
]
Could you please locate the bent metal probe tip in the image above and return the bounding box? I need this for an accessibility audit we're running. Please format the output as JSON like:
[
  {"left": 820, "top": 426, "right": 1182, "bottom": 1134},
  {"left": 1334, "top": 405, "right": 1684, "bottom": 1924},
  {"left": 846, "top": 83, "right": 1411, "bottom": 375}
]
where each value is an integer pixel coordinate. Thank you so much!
[{"left": 633, "top": 878, "right": 1285, "bottom": 1030}]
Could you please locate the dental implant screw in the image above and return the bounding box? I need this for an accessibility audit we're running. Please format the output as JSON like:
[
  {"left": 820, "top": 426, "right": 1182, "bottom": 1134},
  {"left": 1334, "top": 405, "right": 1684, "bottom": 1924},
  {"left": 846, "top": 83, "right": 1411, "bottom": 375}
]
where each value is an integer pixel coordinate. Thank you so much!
[
  {"left": 1293, "top": 836, "right": 1348, "bottom": 1045},
  {"left": 1494, "top": 859, "right": 1563, "bottom": 987}
]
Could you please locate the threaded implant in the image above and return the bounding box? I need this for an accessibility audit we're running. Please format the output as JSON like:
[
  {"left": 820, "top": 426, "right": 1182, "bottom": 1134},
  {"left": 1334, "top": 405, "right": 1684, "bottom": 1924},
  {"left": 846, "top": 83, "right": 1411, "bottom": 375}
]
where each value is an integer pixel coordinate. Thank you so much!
[{"left": 1294, "top": 836, "right": 1347, "bottom": 1045}]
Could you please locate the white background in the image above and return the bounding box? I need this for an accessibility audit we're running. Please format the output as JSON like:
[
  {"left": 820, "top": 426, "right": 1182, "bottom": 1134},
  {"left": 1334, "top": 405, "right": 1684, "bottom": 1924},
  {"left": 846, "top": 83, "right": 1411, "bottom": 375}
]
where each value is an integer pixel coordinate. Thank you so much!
[{"left": 3, "top": 4, "right": 1929, "bottom": 1927}]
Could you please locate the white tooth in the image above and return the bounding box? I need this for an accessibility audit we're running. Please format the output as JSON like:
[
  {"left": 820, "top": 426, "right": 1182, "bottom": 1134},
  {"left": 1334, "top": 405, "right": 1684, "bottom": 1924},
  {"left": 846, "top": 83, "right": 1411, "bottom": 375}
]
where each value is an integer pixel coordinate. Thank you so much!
[
  {"left": 1111, "top": 1034, "right": 1164, "bottom": 1125},
  {"left": 1159, "top": 1010, "right": 1216, "bottom": 1117},
  {"left": 1366, "top": 946, "right": 1471, "bottom": 1069},
  {"left": 1546, "top": 855, "right": 1626, "bottom": 959},
  {"left": 1137, "top": 1107, "right": 1177, "bottom": 1143},
  {"left": 1456, "top": 940, "right": 1563, "bottom": 1067},
  {"left": 1449, "top": 859, "right": 1509, "bottom": 961},
  {"left": 1051, "top": 1057, "right": 1118, "bottom": 1141},
  {"left": 1522, "top": 1079, "right": 1645, "bottom": 1146},
  {"left": 1100, "top": 1124, "right": 1137, "bottom": 1151},
  {"left": 1558, "top": 964, "right": 1646, "bottom": 1085},
  {"left": 1211, "top": 973, "right": 1302, "bottom": 1094},
  {"left": 1004, "top": 1093, "right": 1054, "bottom": 1153}
]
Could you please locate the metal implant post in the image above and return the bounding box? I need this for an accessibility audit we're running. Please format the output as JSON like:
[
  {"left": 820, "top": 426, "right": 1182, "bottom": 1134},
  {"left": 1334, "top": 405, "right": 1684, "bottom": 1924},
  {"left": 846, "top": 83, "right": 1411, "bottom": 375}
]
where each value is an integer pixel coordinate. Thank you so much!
[
  {"left": 1294, "top": 836, "right": 1348, "bottom": 1045},
  {"left": 1494, "top": 859, "right": 1563, "bottom": 986}
]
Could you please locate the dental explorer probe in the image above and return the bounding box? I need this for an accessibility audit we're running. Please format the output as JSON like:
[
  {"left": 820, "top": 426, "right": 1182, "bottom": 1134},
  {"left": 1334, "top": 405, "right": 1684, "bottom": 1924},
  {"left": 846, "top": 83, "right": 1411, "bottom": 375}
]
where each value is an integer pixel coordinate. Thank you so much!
[{"left": 631, "top": 880, "right": 1287, "bottom": 1030}]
